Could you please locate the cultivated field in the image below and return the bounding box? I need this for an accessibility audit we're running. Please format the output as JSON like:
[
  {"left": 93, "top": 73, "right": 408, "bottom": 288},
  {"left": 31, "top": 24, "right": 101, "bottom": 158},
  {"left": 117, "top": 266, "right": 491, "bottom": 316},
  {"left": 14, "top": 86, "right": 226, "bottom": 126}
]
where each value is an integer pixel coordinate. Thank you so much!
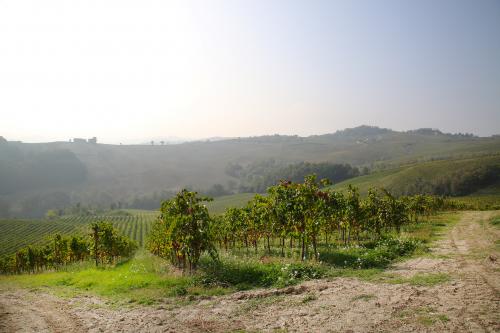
[
  {"left": 0, "top": 210, "right": 159, "bottom": 256},
  {"left": 0, "top": 211, "right": 498, "bottom": 332}
]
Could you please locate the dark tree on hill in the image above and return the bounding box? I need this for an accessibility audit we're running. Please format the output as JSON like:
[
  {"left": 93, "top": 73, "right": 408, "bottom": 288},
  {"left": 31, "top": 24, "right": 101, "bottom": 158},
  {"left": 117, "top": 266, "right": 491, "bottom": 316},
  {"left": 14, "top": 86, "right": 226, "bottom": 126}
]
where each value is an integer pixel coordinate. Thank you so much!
[{"left": 234, "top": 161, "right": 360, "bottom": 193}]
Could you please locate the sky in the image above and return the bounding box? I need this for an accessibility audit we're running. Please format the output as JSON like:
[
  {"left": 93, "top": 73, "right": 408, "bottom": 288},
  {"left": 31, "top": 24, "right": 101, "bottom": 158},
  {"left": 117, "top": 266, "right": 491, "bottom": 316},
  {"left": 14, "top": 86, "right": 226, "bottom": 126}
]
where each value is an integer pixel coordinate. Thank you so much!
[{"left": 0, "top": 0, "right": 499, "bottom": 144}]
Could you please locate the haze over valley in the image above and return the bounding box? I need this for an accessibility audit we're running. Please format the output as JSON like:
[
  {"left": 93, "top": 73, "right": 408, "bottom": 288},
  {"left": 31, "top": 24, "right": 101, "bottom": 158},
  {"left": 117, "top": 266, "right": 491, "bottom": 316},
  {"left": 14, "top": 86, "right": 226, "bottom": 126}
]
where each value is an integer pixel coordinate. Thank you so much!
[{"left": 1, "top": 1, "right": 499, "bottom": 332}]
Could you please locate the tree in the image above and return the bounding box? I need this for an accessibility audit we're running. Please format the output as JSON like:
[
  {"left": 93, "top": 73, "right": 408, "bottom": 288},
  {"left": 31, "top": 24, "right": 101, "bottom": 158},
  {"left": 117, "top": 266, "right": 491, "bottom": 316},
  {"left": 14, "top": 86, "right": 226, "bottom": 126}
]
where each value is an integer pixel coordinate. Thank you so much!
[
  {"left": 343, "top": 185, "right": 364, "bottom": 244},
  {"left": 90, "top": 222, "right": 137, "bottom": 266},
  {"left": 45, "top": 209, "right": 59, "bottom": 219},
  {"left": 90, "top": 223, "right": 100, "bottom": 266},
  {"left": 147, "top": 190, "right": 217, "bottom": 271},
  {"left": 380, "top": 189, "right": 409, "bottom": 233}
]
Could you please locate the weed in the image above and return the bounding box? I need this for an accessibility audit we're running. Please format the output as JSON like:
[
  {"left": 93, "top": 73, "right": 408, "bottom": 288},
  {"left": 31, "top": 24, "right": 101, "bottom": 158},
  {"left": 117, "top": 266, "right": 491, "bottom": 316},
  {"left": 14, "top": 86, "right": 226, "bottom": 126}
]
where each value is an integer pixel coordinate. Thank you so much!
[
  {"left": 302, "top": 293, "right": 318, "bottom": 303},
  {"left": 490, "top": 216, "right": 500, "bottom": 227},
  {"left": 351, "top": 294, "right": 376, "bottom": 302},
  {"left": 381, "top": 273, "right": 451, "bottom": 286}
]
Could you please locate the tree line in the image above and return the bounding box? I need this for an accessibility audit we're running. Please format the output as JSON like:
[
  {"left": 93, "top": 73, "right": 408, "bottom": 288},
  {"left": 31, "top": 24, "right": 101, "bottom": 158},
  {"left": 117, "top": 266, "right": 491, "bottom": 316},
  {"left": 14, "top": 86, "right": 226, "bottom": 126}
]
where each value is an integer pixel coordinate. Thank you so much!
[
  {"left": 225, "top": 160, "right": 363, "bottom": 194},
  {"left": 0, "top": 222, "right": 137, "bottom": 274},
  {"left": 147, "top": 175, "right": 451, "bottom": 271}
]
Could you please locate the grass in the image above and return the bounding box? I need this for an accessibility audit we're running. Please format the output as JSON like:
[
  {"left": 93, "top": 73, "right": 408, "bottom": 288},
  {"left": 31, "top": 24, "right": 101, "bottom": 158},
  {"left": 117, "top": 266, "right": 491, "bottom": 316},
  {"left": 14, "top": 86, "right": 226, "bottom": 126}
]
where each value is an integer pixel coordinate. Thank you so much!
[
  {"left": 318, "top": 237, "right": 424, "bottom": 269},
  {"left": 0, "top": 251, "right": 212, "bottom": 305},
  {"left": 398, "top": 306, "right": 450, "bottom": 326},
  {"left": 301, "top": 293, "right": 318, "bottom": 303},
  {"left": 198, "top": 253, "right": 327, "bottom": 289},
  {"left": 490, "top": 215, "right": 500, "bottom": 227},
  {"left": 401, "top": 212, "right": 460, "bottom": 246},
  {"left": 331, "top": 155, "right": 500, "bottom": 196},
  {"left": 350, "top": 293, "right": 376, "bottom": 302},
  {"left": 0, "top": 239, "right": 417, "bottom": 304},
  {"left": 380, "top": 272, "right": 451, "bottom": 286},
  {"left": 233, "top": 295, "right": 285, "bottom": 315},
  {"left": 327, "top": 268, "right": 384, "bottom": 281},
  {"left": 206, "top": 193, "right": 257, "bottom": 215},
  {"left": 452, "top": 195, "right": 500, "bottom": 210}
]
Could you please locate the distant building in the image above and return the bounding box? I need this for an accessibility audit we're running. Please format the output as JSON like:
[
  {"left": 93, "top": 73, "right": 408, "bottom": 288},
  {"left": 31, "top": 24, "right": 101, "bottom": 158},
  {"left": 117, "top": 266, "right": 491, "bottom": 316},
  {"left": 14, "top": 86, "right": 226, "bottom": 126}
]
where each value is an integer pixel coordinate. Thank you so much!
[{"left": 72, "top": 137, "right": 97, "bottom": 144}]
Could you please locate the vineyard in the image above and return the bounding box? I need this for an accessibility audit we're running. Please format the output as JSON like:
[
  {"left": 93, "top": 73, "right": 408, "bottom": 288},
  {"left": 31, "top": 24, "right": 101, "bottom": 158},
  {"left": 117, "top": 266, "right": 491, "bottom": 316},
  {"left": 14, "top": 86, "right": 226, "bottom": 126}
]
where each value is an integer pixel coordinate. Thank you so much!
[
  {"left": 147, "top": 175, "right": 457, "bottom": 272},
  {"left": 0, "top": 210, "right": 159, "bottom": 257}
]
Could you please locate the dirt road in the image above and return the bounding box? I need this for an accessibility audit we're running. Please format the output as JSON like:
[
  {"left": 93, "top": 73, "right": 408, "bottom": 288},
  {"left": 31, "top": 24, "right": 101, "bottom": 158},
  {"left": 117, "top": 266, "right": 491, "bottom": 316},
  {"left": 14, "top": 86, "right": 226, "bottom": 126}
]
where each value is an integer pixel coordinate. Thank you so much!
[{"left": 1, "top": 211, "right": 499, "bottom": 332}]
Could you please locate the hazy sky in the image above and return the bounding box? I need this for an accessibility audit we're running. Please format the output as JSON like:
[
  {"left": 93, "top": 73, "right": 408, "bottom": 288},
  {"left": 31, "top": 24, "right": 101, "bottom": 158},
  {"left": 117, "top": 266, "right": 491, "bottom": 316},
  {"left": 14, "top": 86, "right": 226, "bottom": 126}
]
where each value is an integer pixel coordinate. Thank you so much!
[{"left": 1, "top": 0, "right": 499, "bottom": 143}]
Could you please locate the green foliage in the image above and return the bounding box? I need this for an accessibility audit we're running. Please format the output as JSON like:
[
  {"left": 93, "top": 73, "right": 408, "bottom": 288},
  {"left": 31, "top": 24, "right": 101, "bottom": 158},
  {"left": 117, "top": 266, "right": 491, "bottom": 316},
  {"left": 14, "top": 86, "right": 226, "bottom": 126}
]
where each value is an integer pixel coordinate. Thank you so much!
[
  {"left": 490, "top": 215, "right": 500, "bottom": 227},
  {"left": 45, "top": 209, "right": 59, "bottom": 220},
  {"left": 333, "top": 155, "right": 500, "bottom": 197},
  {"left": 0, "top": 223, "right": 137, "bottom": 274},
  {"left": 147, "top": 190, "right": 217, "bottom": 271},
  {"left": 206, "top": 193, "right": 257, "bottom": 215},
  {"left": 148, "top": 175, "right": 446, "bottom": 281},
  {"left": 1, "top": 212, "right": 456, "bottom": 299},
  {"left": 450, "top": 195, "right": 500, "bottom": 210},
  {"left": 0, "top": 210, "right": 158, "bottom": 257},
  {"left": 319, "top": 236, "right": 422, "bottom": 269},
  {"left": 198, "top": 256, "right": 326, "bottom": 289},
  {"left": 233, "top": 161, "right": 360, "bottom": 193},
  {"left": 383, "top": 272, "right": 451, "bottom": 286},
  {"left": 0, "top": 251, "right": 197, "bottom": 303},
  {"left": 90, "top": 221, "right": 138, "bottom": 266}
]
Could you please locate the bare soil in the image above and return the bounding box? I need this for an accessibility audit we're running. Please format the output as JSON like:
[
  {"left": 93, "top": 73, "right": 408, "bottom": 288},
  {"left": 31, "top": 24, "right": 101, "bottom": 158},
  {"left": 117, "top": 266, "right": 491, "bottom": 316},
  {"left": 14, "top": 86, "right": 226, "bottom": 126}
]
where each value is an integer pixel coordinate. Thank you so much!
[{"left": 1, "top": 211, "right": 499, "bottom": 332}]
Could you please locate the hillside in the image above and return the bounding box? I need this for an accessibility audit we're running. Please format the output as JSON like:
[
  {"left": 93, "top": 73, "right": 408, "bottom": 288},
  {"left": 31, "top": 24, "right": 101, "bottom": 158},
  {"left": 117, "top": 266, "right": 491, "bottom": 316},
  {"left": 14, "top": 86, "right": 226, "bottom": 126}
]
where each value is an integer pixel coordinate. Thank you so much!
[
  {"left": 1, "top": 126, "right": 499, "bottom": 217},
  {"left": 331, "top": 155, "right": 500, "bottom": 196}
]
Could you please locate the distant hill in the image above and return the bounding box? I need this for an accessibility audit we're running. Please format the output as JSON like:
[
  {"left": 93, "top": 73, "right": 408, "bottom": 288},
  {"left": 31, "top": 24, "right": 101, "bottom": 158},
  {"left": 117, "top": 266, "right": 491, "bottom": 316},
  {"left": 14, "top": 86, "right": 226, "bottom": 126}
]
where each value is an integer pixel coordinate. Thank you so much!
[{"left": 1, "top": 125, "right": 499, "bottom": 217}]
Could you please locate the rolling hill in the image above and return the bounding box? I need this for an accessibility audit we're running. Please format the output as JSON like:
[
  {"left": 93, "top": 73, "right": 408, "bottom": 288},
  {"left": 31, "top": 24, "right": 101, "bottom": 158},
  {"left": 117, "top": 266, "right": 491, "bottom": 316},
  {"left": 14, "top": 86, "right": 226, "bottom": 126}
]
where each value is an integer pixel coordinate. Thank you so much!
[
  {"left": 331, "top": 154, "right": 500, "bottom": 196},
  {"left": 1, "top": 126, "right": 499, "bottom": 217}
]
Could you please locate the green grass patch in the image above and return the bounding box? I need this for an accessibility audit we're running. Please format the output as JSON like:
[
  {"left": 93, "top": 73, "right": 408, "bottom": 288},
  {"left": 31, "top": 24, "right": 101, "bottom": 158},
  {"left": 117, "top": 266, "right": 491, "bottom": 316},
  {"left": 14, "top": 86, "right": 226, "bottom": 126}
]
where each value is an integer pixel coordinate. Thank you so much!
[
  {"left": 351, "top": 293, "right": 376, "bottom": 302},
  {"left": 319, "top": 236, "right": 424, "bottom": 269},
  {"left": 398, "top": 306, "right": 450, "bottom": 326},
  {"left": 327, "top": 268, "right": 384, "bottom": 281},
  {"left": 0, "top": 251, "right": 208, "bottom": 304},
  {"left": 490, "top": 215, "right": 500, "bottom": 227},
  {"left": 402, "top": 212, "right": 460, "bottom": 245},
  {"left": 301, "top": 293, "right": 318, "bottom": 303},
  {"left": 206, "top": 193, "right": 257, "bottom": 215},
  {"left": 380, "top": 272, "right": 451, "bottom": 286},
  {"left": 198, "top": 254, "right": 326, "bottom": 289},
  {"left": 453, "top": 195, "right": 500, "bottom": 210}
]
